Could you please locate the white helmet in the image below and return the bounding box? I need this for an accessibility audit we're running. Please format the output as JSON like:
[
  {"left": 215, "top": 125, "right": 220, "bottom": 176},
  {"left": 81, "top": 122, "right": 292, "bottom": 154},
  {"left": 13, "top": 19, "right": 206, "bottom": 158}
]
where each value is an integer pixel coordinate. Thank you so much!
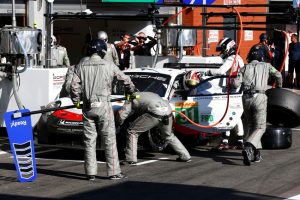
[
  {"left": 183, "top": 70, "right": 200, "bottom": 90},
  {"left": 216, "top": 37, "right": 236, "bottom": 59},
  {"left": 97, "top": 31, "right": 108, "bottom": 42}
]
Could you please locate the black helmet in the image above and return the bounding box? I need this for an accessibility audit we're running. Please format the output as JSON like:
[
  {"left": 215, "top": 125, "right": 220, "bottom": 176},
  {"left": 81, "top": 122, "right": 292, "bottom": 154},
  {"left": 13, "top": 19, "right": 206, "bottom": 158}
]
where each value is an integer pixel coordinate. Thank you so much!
[
  {"left": 259, "top": 33, "right": 268, "bottom": 43},
  {"left": 88, "top": 39, "right": 107, "bottom": 58},
  {"left": 247, "top": 45, "right": 268, "bottom": 62},
  {"left": 216, "top": 37, "right": 236, "bottom": 59}
]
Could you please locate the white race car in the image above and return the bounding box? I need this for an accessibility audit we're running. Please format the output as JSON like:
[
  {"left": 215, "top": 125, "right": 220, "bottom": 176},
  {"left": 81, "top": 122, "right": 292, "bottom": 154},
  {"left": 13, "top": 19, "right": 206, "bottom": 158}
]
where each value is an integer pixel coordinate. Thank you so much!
[{"left": 36, "top": 62, "right": 244, "bottom": 150}]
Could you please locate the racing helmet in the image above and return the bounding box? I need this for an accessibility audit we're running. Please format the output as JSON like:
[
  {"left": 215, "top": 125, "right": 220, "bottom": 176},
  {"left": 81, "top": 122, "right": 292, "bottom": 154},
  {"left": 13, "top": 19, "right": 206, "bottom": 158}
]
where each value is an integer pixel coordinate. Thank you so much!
[
  {"left": 183, "top": 70, "right": 200, "bottom": 89},
  {"left": 51, "top": 35, "right": 57, "bottom": 47},
  {"left": 216, "top": 37, "right": 236, "bottom": 59},
  {"left": 259, "top": 33, "right": 268, "bottom": 43},
  {"left": 246, "top": 44, "right": 268, "bottom": 62},
  {"left": 97, "top": 31, "right": 108, "bottom": 42},
  {"left": 88, "top": 39, "right": 107, "bottom": 58}
]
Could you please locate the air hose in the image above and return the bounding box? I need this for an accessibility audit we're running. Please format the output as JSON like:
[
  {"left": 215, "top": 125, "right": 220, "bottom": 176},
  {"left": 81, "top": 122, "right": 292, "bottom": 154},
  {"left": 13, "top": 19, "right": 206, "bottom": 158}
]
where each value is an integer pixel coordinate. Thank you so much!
[{"left": 163, "top": 7, "right": 244, "bottom": 129}]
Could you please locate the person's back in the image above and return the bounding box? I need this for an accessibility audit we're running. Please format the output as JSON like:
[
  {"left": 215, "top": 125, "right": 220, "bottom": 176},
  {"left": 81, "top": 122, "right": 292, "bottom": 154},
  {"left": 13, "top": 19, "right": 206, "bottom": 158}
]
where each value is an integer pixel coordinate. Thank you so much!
[
  {"left": 131, "top": 92, "right": 171, "bottom": 116},
  {"left": 242, "top": 60, "right": 282, "bottom": 91},
  {"left": 104, "top": 43, "right": 119, "bottom": 66}
]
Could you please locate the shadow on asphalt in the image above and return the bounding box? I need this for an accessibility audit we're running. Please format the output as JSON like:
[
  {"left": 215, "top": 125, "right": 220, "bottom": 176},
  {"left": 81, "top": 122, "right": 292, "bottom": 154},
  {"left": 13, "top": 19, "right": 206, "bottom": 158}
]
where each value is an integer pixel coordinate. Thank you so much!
[{"left": 0, "top": 181, "right": 283, "bottom": 200}]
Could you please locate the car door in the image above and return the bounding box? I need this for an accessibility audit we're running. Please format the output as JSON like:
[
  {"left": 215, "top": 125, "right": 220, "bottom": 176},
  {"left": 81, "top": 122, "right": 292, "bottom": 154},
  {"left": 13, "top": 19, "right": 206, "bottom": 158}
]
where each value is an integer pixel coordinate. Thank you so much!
[{"left": 169, "top": 75, "right": 243, "bottom": 134}]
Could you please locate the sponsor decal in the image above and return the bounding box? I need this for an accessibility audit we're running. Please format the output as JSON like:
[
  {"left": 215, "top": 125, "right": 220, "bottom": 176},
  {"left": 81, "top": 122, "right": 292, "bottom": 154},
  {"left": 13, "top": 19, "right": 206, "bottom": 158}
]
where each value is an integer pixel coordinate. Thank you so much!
[
  {"left": 10, "top": 120, "right": 27, "bottom": 128},
  {"left": 175, "top": 102, "right": 199, "bottom": 125},
  {"left": 58, "top": 120, "right": 83, "bottom": 126},
  {"left": 200, "top": 114, "right": 214, "bottom": 122}
]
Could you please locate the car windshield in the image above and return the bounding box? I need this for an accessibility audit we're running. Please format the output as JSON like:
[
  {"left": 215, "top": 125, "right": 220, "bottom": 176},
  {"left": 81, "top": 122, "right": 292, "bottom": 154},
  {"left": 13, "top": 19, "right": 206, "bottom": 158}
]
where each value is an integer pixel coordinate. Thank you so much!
[{"left": 112, "top": 72, "right": 171, "bottom": 97}]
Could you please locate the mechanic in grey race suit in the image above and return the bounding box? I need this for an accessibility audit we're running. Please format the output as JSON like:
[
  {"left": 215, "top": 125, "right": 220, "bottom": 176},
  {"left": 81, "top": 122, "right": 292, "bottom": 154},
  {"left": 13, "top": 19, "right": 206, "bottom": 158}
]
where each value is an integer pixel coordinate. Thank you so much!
[
  {"left": 50, "top": 35, "right": 70, "bottom": 67},
  {"left": 232, "top": 44, "right": 282, "bottom": 166},
  {"left": 207, "top": 38, "right": 244, "bottom": 150},
  {"left": 98, "top": 31, "right": 119, "bottom": 66},
  {"left": 117, "top": 92, "right": 191, "bottom": 165},
  {"left": 70, "top": 39, "right": 135, "bottom": 180}
]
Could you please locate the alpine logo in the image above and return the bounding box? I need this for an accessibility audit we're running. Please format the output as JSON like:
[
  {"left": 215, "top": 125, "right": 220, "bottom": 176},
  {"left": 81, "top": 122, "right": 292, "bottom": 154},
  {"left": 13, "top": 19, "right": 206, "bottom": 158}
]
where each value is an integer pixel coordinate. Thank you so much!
[{"left": 10, "top": 120, "right": 27, "bottom": 128}]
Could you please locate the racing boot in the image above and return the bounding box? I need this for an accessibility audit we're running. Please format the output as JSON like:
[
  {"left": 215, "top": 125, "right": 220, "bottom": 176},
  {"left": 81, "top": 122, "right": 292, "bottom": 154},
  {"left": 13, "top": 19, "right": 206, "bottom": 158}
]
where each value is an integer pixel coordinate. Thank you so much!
[
  {"left": 87, "top": 175, "right": 96, "bottom": 181},
  {"left": 253, "top": 149, "right": 263, "bottom": 162},
  {"left": 242, "top": 142, "right": 254, "bottom": 166},
  {"left": 120, "top": 160, "right": 137, "bottom": 166},
  {"left": 109, "top": 172, "right": 128, "bottom": 180}
]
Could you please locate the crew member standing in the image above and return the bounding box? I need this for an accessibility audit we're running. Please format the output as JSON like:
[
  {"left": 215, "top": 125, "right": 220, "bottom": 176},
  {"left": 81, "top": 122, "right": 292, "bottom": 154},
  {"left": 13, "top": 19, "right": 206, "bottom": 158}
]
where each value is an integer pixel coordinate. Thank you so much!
[
  {"left": 207, "top": 37, "right": 245, "bottom": 150},
  {"left": 50, "top": 35, "right": 70, "bottom": 67},
  {"left": 115, "top": 33, "right": 132, "bottom": 70},
  {"left": 98, "top": 31, "right": 119, "bottom": 66},
  {"left": 70, "top": 39, "right": 135, "bottom": 180},
  {"left": 117, "top": 92, "right": 191, "bottom": 165},
  {"left": 131, "top": 32, "right": 157, "bottom": 56},
  {"left": 232, "top": 45, "right": 282, "bottom": 166},
  {"left": 287, "top": 33, "right": 300, "bottom": 88}
]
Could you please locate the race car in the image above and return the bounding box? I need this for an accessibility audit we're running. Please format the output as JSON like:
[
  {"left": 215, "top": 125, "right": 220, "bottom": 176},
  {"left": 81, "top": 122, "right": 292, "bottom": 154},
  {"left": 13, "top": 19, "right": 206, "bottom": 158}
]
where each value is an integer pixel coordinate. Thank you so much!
[{"left": 35, "top": 62, "right": 244, "bottom": 150}]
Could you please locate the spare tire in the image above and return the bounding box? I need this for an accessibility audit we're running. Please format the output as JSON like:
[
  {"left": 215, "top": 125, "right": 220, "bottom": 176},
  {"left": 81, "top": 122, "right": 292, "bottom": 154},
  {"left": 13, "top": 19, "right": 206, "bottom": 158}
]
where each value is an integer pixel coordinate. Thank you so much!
[
  {"left": 266, "top": 88, "right": 300, "bottom": 128},
  {"left": 261, "top": 126, "right": 292, "bottom": 149}
]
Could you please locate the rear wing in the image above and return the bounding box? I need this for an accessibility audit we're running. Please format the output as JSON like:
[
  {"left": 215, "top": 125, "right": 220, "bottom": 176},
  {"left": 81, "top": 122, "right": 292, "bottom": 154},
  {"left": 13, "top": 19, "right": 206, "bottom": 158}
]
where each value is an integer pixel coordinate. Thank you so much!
[{"left": 163, "top": 63, "right": 222, "bottom": 70}]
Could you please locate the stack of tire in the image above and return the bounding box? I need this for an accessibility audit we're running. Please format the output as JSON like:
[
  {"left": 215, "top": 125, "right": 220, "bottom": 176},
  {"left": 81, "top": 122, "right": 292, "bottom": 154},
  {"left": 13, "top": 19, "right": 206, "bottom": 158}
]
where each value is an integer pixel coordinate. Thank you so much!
[{"left": 263, "top": 88, "right": 300, "bottom": 149}]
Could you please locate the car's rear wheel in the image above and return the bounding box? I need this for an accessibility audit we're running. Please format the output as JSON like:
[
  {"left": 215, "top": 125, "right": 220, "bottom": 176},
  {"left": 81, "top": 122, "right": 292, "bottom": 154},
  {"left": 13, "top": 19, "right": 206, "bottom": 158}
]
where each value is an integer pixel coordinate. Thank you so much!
[{"left": 266, "top": 88, "right": 300, "bottom": 128}]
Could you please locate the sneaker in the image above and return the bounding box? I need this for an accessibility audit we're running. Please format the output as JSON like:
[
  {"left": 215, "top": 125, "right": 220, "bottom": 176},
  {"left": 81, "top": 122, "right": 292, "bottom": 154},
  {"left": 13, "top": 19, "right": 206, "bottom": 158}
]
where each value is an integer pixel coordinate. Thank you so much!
[
  {"left": 120, "top": 160, "right": 137, "bottom": 166},
  {"left": 87, "top": 175, "right": 95, "bottom": 181},
  {"left": 242, "top": 146, "right": 253, "bottom": 166},
  {"left": 216, "top": 142, "right": 229, "bottom": 151},
  {"left": 176, "top": 157, "right": 192, "bottom": 163},
  {"left": 109, "top": 173, "right": 127, "bottom": 180},
  {"left": 253, "top": 150, "right": 262, "bottom": 162}
]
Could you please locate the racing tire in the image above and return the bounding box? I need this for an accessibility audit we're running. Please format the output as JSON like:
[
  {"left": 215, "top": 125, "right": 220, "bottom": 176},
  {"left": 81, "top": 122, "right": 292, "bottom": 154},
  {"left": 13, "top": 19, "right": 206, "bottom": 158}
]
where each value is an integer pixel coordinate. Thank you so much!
[
  {"left": 261, "top": 126, "right": 292, "bottom": 149},
  {"left": 266, "top": 88, "right": 300, "bottom": 128},
  {"left": 148, "top": 128, "right": 168, "bottom": 152}
]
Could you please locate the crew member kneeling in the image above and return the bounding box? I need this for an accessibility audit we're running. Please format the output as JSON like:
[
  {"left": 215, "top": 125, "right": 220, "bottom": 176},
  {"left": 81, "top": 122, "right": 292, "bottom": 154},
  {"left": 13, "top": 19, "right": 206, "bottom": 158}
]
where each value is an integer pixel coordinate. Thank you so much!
[{"left": 117, "top": 92, "right": 191, "bottom": 165}]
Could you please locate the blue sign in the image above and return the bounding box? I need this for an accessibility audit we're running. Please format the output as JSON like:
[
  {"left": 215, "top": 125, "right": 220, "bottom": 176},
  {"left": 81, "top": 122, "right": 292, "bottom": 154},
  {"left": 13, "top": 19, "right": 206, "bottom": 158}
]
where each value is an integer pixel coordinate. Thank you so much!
[
  {"left": 182, "top": 0, "right": 216, "bottom": 5},
  {"left": 4, "top": 109, "right": 37, "bottom": 182}
]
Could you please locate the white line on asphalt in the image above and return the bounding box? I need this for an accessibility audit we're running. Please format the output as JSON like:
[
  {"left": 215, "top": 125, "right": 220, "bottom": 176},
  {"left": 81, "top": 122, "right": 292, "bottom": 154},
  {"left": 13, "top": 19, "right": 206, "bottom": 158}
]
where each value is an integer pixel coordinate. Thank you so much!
[
  {"left": 136, "top": 157, "right": 170, "bottom": 166},
  {"left": 292, "top": 128, "right": 300, "bottom": 131},
  {"left": 34, "top": 149, "right": 60, "bottom": 155},
  {"left": 285, "top": 194, "right": 300, "bottom": 200},
  {"left": 0, "top": 151, "right": 7, "bottom": 155}
]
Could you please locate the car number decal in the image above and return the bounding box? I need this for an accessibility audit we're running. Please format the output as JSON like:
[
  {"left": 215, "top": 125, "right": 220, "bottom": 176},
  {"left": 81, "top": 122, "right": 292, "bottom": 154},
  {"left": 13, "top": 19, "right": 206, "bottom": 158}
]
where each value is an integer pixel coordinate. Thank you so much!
[{"left": 175, "top": 102, "right": 199, "bottom": 124}]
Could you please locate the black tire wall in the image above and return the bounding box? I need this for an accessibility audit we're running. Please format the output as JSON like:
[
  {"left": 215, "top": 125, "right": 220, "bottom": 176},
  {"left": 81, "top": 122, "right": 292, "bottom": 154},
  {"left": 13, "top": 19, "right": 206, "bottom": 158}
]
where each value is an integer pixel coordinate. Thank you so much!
[{"left": 266, "top": 88, "right": 300, "bottom": 128}]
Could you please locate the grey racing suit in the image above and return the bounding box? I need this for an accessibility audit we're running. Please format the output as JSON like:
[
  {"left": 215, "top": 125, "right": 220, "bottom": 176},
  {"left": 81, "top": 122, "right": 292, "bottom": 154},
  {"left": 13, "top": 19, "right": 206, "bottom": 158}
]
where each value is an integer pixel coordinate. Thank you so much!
[
  {"left": 117, "top": 92, "right": 191, "bottom": 162},
  {"left": 232, "top": 60, "right": 282, "bottom": 149},
  {"left": 70, "top": 53, "right": 135, "bottom": 177},
  {"left": 51, "top": 45, "right": 70, "bottom": 66},
  {"left": 104, "top": 43, "right": 119, "bottom": 66}
]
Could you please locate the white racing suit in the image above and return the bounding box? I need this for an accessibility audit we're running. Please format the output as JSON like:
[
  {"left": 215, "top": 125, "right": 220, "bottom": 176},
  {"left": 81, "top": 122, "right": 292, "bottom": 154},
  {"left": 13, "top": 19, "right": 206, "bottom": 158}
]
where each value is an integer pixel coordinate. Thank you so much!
[
  {"left": 208, "top": 54, "right": 245, "bottom": 144},
  {"left": 51, "top": 45, "right": 70, "bottom": 67},
  {"left": 104, "top": 43, "right": 119, "bottom": 66},
  {"left": 232, "top": 60, "right": 282, "bottom": 149},
  {"left": 70, "top": 54, "right": 135, "bottom": 177},
  {"left": 117, "top": 92, "right": 191, "bottom": 162}
]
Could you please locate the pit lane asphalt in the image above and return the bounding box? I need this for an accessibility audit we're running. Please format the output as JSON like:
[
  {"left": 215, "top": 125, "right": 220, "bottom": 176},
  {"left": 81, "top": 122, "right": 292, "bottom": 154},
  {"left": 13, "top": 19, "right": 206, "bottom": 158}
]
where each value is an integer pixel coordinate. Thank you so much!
[{"left": 0, "top": 127, "right": 300, "bottom": 200}]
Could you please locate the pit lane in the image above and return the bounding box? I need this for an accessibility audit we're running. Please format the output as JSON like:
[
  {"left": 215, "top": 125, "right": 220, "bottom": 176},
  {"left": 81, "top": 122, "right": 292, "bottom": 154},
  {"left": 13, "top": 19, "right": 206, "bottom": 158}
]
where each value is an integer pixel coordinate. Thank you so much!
[{"left": 0, "top": 127, "right": 300, "bottom": 200}]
